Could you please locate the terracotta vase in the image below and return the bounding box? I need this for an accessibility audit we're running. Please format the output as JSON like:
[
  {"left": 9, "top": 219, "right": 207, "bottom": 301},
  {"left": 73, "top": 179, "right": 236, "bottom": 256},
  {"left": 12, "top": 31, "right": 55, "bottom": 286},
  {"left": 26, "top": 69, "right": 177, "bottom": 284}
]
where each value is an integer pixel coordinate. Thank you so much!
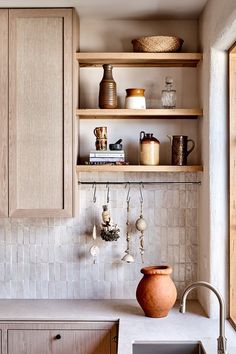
[{"left": 136, "top": 265, "right": 177, "bottom": 318}]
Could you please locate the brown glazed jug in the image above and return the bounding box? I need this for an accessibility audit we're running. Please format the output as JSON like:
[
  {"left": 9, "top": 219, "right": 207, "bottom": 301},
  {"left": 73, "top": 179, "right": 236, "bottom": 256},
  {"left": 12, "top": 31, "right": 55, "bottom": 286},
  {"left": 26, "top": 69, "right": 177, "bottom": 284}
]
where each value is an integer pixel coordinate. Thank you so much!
[
  {"left": 99, "top": 64, "right": 117, "bottom": 109},
  {"left": 136, "top": 265, "right": 177, "bottom": 318}
]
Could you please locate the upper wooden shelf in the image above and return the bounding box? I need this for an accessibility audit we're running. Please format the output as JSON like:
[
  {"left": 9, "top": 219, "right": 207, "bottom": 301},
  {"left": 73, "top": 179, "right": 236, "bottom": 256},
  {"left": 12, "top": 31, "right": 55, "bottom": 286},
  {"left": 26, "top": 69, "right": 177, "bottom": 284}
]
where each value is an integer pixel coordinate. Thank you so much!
[
  {"left": 76, "top": 108, "right": 202, "bottom": 118},
  {"left": 76, "top": 165, "right": 203, "bottom": 173},
  {"left": 76, "top": 52, "right": 203, "bottom": 67}
]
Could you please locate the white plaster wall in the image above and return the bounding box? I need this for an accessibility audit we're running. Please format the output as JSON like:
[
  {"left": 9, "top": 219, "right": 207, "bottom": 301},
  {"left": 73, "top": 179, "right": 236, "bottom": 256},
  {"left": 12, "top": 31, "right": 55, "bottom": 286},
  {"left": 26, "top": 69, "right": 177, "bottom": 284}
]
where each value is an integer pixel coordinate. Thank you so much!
[
  {"left": 80, "top": 19, "right": 199, "bottom": 52},
  {"left": 199, "top": 0, "right": 236, "bottom": 317}
]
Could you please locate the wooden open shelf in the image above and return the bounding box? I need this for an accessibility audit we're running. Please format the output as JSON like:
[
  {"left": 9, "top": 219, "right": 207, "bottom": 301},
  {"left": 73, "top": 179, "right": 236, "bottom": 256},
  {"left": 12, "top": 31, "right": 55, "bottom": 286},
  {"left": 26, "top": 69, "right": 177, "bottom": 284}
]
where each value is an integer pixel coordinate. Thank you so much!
[
  {"left": 76, "top": 52, "right": 203, "bottom": 175},
  {"left": 76, "top": 108, "right": 202, "bottom": 118},
  {"left": 76, "top": 52, "right": 203, "bottom": 67},
  {"left": 76, "top": 165, "right": 203, "bottom": 173}
]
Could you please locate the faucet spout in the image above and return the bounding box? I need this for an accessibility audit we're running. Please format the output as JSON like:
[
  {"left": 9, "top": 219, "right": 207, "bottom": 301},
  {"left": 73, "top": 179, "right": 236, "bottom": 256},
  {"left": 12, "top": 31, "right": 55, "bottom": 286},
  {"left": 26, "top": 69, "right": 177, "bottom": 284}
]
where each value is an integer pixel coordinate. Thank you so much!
[{"left": 179, "top": 281, "right": 227, "bottom": 354}]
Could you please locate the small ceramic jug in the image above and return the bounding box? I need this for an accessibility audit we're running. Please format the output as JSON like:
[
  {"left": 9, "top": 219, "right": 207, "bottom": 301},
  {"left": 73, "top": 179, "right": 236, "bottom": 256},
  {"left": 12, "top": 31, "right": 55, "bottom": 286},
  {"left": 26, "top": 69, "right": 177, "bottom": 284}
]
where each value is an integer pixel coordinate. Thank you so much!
[
  {"left": 167, "top": 135, "right": 195, "bottom": 166},
  {"left": 139, "top": 131, "right": 160, "bottom": 165}
]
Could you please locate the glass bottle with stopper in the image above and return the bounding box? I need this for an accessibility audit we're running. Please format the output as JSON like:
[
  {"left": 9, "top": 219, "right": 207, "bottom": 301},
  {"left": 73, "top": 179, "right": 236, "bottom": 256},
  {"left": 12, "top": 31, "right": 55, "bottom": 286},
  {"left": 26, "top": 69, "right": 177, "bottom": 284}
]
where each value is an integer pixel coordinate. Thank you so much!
[{"left": 161, "top": 77, "right": 176, "bottom": 109}]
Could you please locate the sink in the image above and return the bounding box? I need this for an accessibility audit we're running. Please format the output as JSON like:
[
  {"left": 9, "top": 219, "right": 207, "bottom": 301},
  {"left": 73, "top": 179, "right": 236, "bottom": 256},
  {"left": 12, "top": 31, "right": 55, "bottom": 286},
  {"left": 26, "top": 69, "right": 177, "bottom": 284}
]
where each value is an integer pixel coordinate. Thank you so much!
[{"left": 133, "top": 341, "right": 206, "bottom": 354}]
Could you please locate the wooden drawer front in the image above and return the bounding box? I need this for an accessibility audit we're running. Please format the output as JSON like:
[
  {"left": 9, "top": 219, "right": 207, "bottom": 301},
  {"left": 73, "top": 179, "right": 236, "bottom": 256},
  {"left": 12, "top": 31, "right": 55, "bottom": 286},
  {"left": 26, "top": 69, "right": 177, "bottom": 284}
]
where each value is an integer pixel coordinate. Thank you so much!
[{"left": 8, "top": 329, "right": 111, "bottom": 354}]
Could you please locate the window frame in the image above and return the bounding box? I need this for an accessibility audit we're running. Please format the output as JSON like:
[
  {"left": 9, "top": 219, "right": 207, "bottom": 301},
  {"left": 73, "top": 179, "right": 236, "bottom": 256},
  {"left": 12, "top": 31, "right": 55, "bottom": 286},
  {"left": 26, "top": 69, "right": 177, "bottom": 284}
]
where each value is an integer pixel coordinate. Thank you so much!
[{"left": 229, "top": 43, "right": 236, "bottom": 328}]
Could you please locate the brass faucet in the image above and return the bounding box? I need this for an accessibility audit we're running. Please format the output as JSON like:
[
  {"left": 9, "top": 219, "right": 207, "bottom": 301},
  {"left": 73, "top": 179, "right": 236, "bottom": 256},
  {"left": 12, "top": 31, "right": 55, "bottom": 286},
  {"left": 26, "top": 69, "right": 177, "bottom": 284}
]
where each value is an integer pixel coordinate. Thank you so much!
[{"left": 179, "top": 281, "right": 227, "bottom": 354}]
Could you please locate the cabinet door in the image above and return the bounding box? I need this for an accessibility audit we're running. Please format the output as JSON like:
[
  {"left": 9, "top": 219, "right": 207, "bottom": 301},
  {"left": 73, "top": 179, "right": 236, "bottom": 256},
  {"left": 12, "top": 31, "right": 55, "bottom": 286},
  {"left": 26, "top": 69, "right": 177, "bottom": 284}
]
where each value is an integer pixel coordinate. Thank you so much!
[
  {"left": 8, "top": 329, "right": 111, "bottom": 354},
  {"left": 9, "top": 9, "right": 73, "bottom": 217},
  {"left": 0, "top": 10, "right": 8, "bottom": 217}
]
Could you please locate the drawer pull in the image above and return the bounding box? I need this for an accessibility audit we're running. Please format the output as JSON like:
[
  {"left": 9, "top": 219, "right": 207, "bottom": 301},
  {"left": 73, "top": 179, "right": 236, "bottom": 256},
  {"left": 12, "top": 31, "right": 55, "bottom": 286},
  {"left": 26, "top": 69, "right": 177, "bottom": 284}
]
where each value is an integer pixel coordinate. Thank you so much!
[{"left": 55, "top": 334, "right": 61, "bottom": 340}]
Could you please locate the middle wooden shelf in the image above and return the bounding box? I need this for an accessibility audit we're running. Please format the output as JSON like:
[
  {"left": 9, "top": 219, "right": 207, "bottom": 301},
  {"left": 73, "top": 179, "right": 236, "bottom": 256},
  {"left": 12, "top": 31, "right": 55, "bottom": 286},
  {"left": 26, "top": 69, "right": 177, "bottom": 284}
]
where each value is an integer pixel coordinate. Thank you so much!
[
  {"left": 76, "top": 165, "right": 203, "bottom": 173},
  {"left": 76, "top": 108, "right": 202, "bottom": 119}
]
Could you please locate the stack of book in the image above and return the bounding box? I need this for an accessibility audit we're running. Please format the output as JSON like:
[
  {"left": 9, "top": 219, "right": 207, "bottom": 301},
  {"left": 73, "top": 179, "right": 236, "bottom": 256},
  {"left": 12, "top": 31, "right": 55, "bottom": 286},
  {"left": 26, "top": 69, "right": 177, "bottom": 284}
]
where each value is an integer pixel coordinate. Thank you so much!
[{"left": 89, "top": 150, "right": 125, "bottom": 164}]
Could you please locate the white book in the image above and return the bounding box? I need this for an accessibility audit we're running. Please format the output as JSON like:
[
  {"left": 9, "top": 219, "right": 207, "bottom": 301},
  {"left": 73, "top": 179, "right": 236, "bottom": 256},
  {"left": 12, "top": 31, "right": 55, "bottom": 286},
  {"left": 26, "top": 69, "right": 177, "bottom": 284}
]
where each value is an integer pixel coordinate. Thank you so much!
[
  {"left": 90, "top": 150, "right": 124, "bottom": 157},
  {"left": 90, "top": 153, "right": 125, "bottom": 158},
  {"left": 90, "top": 150, "right": 124, "bottom": 155},
  {"left": 89, "top": 157, "right": 125, "bottom": 162}
]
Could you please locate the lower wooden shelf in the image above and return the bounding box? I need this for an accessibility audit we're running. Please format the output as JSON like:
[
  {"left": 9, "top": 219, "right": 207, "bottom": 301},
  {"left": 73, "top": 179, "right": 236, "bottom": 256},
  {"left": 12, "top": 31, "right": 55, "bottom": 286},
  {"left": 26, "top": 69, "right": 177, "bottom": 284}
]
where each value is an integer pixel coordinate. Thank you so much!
[{"left": 76, "top": 165, "right": 203, "bottom": 173}]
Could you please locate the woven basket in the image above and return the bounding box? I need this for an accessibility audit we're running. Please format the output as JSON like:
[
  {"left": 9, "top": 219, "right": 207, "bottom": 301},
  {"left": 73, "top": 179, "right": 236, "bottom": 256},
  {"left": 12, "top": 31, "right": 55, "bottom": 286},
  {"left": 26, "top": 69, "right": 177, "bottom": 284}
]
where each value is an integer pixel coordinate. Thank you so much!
[{"left": 132, "top": 36, "right": 184, "bottom": 53}]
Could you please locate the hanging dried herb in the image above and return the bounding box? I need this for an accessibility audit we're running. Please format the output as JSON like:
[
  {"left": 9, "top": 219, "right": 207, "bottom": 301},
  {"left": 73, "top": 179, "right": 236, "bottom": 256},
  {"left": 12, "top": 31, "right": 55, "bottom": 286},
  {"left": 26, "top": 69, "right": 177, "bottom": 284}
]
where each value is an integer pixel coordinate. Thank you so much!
[
  {"left": 100, "top": 226, "right": 120, "bottom": 241},
  {"left": 100, "top": 205, "right": 120, "bottom": 242}
]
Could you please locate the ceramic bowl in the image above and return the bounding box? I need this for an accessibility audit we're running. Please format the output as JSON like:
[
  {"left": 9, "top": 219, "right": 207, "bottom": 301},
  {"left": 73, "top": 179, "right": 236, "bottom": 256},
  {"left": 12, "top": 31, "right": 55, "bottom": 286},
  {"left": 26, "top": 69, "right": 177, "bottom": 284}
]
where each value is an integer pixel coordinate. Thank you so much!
[{"left": 109, "top": 143, "right": 123, "bottom": 150}]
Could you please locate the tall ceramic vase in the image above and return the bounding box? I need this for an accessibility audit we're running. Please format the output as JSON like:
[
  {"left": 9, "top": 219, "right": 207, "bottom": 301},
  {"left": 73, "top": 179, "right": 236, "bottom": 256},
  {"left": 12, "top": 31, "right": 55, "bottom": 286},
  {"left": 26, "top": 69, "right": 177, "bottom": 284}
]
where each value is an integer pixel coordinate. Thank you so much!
[
  {"left": 136, "top": 265, "right": 177, "bottom": 318},
  {"left": 99, "top": 64, "right": 117, "bottom": 109}
]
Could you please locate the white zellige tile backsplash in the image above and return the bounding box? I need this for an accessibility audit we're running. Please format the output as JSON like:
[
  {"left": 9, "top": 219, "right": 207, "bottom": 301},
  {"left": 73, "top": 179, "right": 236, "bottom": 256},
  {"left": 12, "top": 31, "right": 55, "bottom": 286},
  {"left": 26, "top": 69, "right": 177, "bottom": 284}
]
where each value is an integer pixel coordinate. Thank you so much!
[{"left": 0, "top": 173, "right": 199, "bottom": 299}]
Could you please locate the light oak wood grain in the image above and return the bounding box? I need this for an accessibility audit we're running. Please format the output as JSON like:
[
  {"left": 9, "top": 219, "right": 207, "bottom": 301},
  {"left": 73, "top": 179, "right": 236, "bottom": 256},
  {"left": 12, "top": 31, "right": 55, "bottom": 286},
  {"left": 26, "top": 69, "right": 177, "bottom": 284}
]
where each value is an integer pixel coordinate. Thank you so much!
[
  {"left": 76, "top": 108, "right": 202, "bottom": 118},
  {"left": 76, "top": 52, "right": 202, "bottom": 67},
  {"left": 0, "top": 10, "right": 9, "bottom": 217},
  {"left": 8, "top": 330, "right": 111, "bottom": 354},
  {"left": 76, "top": 165, "right": 203, "bottom": 173},
  {"left": 229, "top": 48, "right": 236, "bottom": 325},
  {"left": 4, "top": 321, "right": 117, "bottom": 354},
  {"left": 72, "top": 10, "right": 80, "bottom": 216},
  {"left": 9, "top": 9, "right": 73, "bottom": 217}
]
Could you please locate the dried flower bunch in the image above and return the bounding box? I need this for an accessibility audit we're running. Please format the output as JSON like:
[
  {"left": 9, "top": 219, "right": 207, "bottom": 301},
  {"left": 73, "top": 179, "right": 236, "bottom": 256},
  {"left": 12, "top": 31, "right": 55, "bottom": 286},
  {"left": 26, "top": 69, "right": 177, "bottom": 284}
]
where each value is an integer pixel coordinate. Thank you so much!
[{"left": 100, "top": 205, "right": 120, "bottom": 241}]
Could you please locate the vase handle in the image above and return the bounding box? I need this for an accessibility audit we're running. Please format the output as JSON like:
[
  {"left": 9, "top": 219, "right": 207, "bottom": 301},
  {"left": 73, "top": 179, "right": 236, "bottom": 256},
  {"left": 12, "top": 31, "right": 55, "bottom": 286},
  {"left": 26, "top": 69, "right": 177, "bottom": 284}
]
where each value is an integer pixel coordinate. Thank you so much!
[
  {"left": 187, "top": 139, "right": 195, "bottom": 156},
  {"left": 140, "top": 131, "right": 145, "bottom": 141}
]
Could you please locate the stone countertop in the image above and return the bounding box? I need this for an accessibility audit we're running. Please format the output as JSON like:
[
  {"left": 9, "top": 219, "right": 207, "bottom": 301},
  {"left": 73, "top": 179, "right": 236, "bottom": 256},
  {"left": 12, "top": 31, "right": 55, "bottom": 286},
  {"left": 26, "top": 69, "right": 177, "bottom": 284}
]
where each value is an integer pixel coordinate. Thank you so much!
[{"left": 0, "top": 299, "right": 235, "bottom": 354}]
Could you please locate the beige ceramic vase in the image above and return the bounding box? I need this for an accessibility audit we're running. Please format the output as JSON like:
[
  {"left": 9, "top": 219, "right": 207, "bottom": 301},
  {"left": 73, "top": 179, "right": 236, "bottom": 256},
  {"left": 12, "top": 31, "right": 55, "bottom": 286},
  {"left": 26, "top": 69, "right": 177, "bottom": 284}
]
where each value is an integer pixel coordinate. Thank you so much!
[
  {"left": 139, "top": 131, "right": 160, "bottom": 165},
  {"left": 136, "top": 265, "right": 177, "bottom": 318}
]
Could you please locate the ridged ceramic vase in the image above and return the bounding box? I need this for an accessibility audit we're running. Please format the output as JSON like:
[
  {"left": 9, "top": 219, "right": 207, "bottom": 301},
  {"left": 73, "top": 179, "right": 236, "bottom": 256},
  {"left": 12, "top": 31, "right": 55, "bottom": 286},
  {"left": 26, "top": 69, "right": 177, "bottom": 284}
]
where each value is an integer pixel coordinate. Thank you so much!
[
  {"left": 99, "top": 64, "right": 117, "bottom": 109},
  {"left": 136, "top": 265, "right": 177, "bottom": 318}
]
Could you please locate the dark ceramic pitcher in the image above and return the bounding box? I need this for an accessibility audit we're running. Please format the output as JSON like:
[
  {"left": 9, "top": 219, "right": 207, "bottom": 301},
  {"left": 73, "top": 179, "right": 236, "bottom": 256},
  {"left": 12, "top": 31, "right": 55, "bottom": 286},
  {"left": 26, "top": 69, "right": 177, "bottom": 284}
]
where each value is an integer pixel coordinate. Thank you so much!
[{"left": 167, "top": 135, "right": 195, "bottom": 166}]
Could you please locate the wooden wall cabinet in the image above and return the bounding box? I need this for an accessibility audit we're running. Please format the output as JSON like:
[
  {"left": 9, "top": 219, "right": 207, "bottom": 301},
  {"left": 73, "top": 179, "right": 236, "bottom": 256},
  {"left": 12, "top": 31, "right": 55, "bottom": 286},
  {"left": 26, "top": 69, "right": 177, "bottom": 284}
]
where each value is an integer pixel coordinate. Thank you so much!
[
  {"left": 0, "top": 8, "right": 77, "bottom": 218},
  {"left": 1, "top": 322, "right": 117, "bottom": 354},
  {"left": 0, "top": 10, "right": 9, "bottom": 218}
]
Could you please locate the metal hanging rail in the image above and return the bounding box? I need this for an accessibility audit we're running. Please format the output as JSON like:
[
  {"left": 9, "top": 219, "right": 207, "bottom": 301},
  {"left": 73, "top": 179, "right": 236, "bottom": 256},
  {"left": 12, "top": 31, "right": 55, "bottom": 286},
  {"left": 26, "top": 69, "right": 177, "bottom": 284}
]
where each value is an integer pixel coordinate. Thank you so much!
[{"left": 78, "top": 181, "right": 201, "bottom": 186}]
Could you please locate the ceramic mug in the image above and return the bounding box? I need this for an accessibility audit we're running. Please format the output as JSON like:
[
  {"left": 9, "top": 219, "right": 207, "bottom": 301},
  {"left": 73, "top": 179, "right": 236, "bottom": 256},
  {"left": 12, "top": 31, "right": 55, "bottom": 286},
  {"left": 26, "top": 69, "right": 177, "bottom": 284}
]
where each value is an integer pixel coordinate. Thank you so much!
[
  {"left": 95, "top": 138, "right": 107, "bottom": 151},
  {"left": 167, "top": 135, "right": 195, "bottom": 166},
  {"left": 94, "top": 126, "right": 107, "bottom": 139}
]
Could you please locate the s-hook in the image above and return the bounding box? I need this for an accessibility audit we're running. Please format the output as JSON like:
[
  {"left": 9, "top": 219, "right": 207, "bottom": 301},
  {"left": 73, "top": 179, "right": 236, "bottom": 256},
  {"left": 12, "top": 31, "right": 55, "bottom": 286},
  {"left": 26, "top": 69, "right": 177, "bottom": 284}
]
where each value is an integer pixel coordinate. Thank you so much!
[
  {"left": 139, "top": 182, "right": 144, "bottom": 214},
  {"left": 90, "top": 182, "right": 99, "bottom": 263},
  {"left": 106, "top": 182, "right": 110, "bottom": 204},
  {"left": 136, "top": 182, "right": 147, "bottom": 263},
  {"left": 92, "top": 182, "right": 97, "bottom": 203},
  {"left": 121, "top": 183, "right": 134, "bottom": 263},
  {"left": 126, "top": 182, "right": 131, "bottom": 203}
]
